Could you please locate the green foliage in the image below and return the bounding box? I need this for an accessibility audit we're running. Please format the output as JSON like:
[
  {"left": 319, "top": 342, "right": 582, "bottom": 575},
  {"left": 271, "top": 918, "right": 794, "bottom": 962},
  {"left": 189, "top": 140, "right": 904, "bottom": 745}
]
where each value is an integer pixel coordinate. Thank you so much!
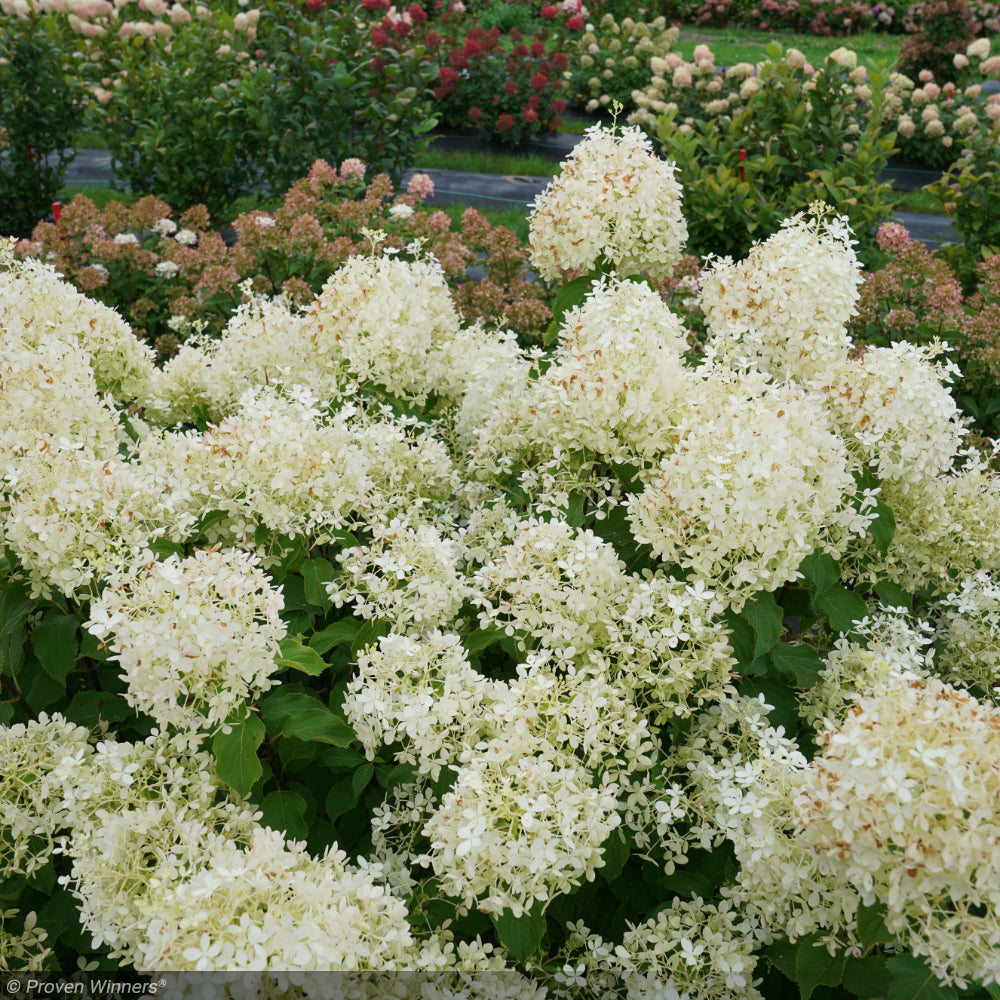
[
  {"left": 931, "top": 131, "right": 1000, "bottom": 268},
  {"left": 0, "top": 11, "right": 85, "bottom": 235},
  {"left": 86, "top": 2, "right": 437, "bottom": 217},
  {"left": 896, "top": 0, "right": 977, "bottom": 84},
  {"left": 655, "top": 48, "right": 898, "bottom": 263}
]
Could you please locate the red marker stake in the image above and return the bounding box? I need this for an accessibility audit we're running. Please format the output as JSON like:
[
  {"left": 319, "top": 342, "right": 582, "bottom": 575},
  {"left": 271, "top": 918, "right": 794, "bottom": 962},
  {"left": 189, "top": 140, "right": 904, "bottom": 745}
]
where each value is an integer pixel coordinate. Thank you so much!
[{"left": 739, "top": 148, "right": 746, "bottom": 184}]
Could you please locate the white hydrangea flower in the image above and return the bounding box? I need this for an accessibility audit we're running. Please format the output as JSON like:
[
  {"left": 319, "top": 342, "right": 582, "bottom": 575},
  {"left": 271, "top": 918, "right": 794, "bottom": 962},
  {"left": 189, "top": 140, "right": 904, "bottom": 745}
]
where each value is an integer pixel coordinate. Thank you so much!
[
  {"left": 141, "top": 295, "right": 342, "bottom": 426},
  {"left": 0, "top": 714, "right": 94, "bottom": 878},
  {"left": 628, "top": 370, "right": 871, "bottom": 609},
  {"left": 847, "top": 465, "right": 1000, "bottom": 590},
  {"left": 797, "top": 678, "right": 1000, "bottom": 988},
  {"left": 700, "top": 209, "right": 860, "bottom": 382},
  {"left": 801, "top": 611, "right": 933, "bottom": 730},
  {"left": 529, "top": 124, "right": 687, "bottom": 279},
  {"left": 4, "top": 449, "right": 177, "bottom": 598},
  {"left": 138, "top": 386, "right": 372, "bottom": 547},
  {"left": 421, "top": 754, "right": 621, "bottom": 917},
  {"left": 500, "top": 277, "right": 695, "bottom": 465},
  {"left": 932, "top": 572, "right": 1000, "bottom": 696},
  {"left": 85, "top": 549, "right": 287, "bottom": 732},
  {"left": 818, "top": 341, "right": 966, "bottom": 486},
  {"left": 0, "top": 329, "right": 121, "bottom": 467},
  {"left": 301, "top": 250, "right": 461, "bottom": 404},
  {"left": 0, "top": 245, "right": 154, "bottom": 402},
  {"left": 474, "top": 517, "right": 734, "bottom": 718},
  {"left": 329, "top": 520, "right": 469, "bottom": 633}
]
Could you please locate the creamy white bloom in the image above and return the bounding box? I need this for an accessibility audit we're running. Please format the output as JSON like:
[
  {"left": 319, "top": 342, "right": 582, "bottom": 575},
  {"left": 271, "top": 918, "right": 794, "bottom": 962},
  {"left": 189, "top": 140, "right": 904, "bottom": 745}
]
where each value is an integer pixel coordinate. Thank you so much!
[
  {"left": 529, "top": 124, "right": 687, "bottom": 279},
  {"left": 301, "top": 250, "right": 461, "bottom": 404},
  {"left": 0, "top": 243, "right": 154, "bottom": 402},
  {"left": 86, "top": 549, "right": 287, "bottom": 732},
  {"left": 797, "top": 679, "right": 1000, "bottom": 988},
  {"left": 701, "top": 209, "right": 860, "bottom": 382},
  {"left": 818, "top": 341, "right": 966, "bottom": 486},
  {"left": 628, "top": 370, "right": 872, "bottom": 608}
]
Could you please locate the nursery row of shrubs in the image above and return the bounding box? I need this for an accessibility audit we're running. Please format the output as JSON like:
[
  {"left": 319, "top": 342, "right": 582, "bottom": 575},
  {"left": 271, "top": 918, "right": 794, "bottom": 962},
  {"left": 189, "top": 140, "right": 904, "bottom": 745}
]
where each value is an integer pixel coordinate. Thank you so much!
[{"left": 3, "top": 0, "right": 1000, "bottom": 235}]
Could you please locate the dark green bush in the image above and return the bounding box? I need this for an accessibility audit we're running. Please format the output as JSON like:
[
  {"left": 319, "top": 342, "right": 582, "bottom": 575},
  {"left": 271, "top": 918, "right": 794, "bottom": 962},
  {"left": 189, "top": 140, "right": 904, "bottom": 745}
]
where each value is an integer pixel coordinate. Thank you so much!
[{"left": 0, "top": 11, "right": 84, "bottom": 235}]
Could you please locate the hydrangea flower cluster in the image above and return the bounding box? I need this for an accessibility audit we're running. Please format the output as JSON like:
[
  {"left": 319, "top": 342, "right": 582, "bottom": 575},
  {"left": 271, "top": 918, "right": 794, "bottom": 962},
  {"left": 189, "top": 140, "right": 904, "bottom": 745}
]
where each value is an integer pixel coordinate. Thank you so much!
[
  {"left": 700, "top": 208, "right": 860, "bottom": 382},
  {"left": 85, "top": 548, "right": 287, "bottom": 732},
  {"left": 528, "top": 123, "right": 688, "bottom": 279},
  {"left": 797, "top": 679, "right": 1000, "bottom": 988}
]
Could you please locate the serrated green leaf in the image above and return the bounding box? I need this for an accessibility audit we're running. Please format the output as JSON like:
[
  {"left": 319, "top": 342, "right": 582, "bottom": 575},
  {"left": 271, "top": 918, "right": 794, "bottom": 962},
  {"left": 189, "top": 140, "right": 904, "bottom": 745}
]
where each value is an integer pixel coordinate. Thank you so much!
[
  {"left": 325, "top": 777, "right": 364, "bottom": 822},
  {"left": 739, "top": 591, "right": 783, "bottom": 661},
  {"left": 31, "top": 611, "right": 79, "bottom": 685},
  {"left": 463, "top": 626, "right": 506, "bottom": 654},
  {"left": 886, "top": 955, "right": 959, "bottom": 1000},
  {"left": 599, "top": 828, "right": 629, "bottom": 882},
  {"left": 351, "top": 762, "right": 374, "bottom": 799},
  {"left": 874, "top": 580, "right": 911, "bottom": 611},
  {"left": 766, "top": 938, "right": 797, "bottom": 981},
  {"left": 259, "top": 790, "right": 308, "bottom": 841},
  {"left": 492, "top": 902, "right": 546, "bottom": 960},
  {"left": 63, "top": 690, "right": 132, "bottom": 728},
  {"left": 814, "top": 585, "right": 869, "bottom": 634},
  {"left": 843, "top": 955, "right": 892, "bottom": 998},
  {"left": 301, "top": 556, "right": 336, "bottom": 608},
  {"left": 796, "top": 935, "right": 846, "bottom": 999},
  {"left": 282, "top": 706, "right": 355, "bottom": 747},
  {"left": 800, "top": 550, "right": 839, "bottom": 593},
  {"left": 277, "top": 636, "right": 328, "bottom": 676},
  {"left": 869, "top": 498, "right": 896, "bottom": 555},
  {"left": 549, "top": 273, "right": 597, "bottom": 334},
  {"left": 213, "top": 713, "right": 264, "bottom": 797},
  {"left": 770, "top": 641, "right": 824, "bottom": 687},
  {"left": 856, "top": 902, "right": 894, "bottom": 953},
  {"left": 351, "top": 619, "right": 391, "bottom": 657},
  {"left": 310, "top": 619, "right": 360, "bottom": 655}
]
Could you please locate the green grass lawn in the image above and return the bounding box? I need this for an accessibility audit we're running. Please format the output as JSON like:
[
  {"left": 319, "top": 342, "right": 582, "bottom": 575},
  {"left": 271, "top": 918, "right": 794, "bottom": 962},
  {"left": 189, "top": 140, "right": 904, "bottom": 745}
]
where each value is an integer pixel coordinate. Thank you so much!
[{"left": 672, "top": 26, "right": 900, "bottom": 71}]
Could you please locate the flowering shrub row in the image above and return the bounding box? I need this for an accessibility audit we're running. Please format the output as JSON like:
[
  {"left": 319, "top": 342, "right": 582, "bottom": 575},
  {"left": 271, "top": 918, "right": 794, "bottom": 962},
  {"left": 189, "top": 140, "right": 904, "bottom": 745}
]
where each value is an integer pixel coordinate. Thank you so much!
[
  {"left": 4, "top": 123, "right": 1000, "bottom": 997},
  {"left": 16, "top": 160, "right": 552, "bottom": 355},
  {"left": 657, "top": 0, "right": 1000, "bottom": 35},
  {"left": 0, "top": 0, "right": 439, "bottom": 221},
  {"left": 626, "top": 34, "right": 1000, "bottom": 174}
]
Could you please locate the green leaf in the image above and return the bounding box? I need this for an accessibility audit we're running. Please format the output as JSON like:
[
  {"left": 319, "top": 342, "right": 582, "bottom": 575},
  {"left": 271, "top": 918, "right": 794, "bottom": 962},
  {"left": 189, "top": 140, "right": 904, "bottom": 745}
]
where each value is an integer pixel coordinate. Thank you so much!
[
  {"left": 277, "top": 636, "right": 328, "bottom": 677},
  {"left": 738, "top": 591, "right": 783, "bottom": 661},
  {"left": 599, "top": 828, "right": 629, "bottom": 882},
  {"left": 351, "top": 762, "right": 374, "bottom": 799},
  {"left": 814, "top": 585, "right": 869, "bottom": 634},
  {"left": 301, "top": 556, "right": 336, "bottom": 608},
  {"left": 213, "top": 713, "right": 265, "bottom": 797},
  {"left": 463, "top": 626, "right": 506, "bottom": 654},
  {"left": 886, "top": 955, "right": 960, "bottom": 1000},
  {"left": 874, "top": 580, "right": 911, "bottom": 611},
  {"left": 765, "top": 938, "right": 797, "bottom": 981},
  {"left": 547, "top": 273, "right": 597, "bottom": 339},
  {"left": 796, "top": 935, "right": 846, "bottom": 999},
  {"left": 856, "top": 902, "right": 894, "bottom": 953},
  {"left": 843, "top": 955, "right": 892, "bottom": 998},
  {"left": 259, "top": 790, "right": 308, "bottom": 841},
  {"left": 800, "top": 550, "right": 839, "bottom": 593},
  {"left": 492, "top": 902, "right": 546, "bottom": 960},
  {"left": 325, "top": 777, "right": 361, "bottom": 822},
  {"left": 63, "top": 690, "right": 132, "bottom": 728},
  {"left": 985, "top": 985, "right": 1000, "bottom": 1000},
  {"left": 868, "top": 498, "right": 896, "bottom": 555},
  {"left": 309, "top": 619, "right": 361, "bottom": 655},
  {"left": 770, "top": 642, "right": 824, "bottom": 688},
  {"left": 283, "top": 706, "right": 356, "bottom": 747},
  {"left": 31, "top": 611, "right": 79, "bottom": 685},
  {"left": 351, "top": 619, "right": 391, "bottom": 657}
]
